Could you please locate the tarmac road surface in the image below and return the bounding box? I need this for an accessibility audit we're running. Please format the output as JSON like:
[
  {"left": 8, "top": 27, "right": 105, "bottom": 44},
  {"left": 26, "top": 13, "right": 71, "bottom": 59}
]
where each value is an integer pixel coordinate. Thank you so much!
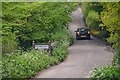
[{"left": 34, "top": 7, "right": 113, "bottom": 78}]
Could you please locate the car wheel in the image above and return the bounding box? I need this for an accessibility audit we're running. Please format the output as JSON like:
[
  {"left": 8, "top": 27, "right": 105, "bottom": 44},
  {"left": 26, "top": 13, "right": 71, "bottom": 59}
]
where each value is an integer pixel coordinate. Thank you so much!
[
  {"left": 76, "top": 37, "right": 79, "bottom": 40},
  {"left": 88, "top": 36, "right": 90, "bottom": 40}
]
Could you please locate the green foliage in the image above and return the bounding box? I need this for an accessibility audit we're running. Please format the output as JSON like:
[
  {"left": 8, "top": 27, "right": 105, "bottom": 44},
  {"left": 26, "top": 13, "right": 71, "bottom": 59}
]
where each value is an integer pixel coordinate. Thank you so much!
[
  {"left": 52, "top": 28, "right": 73, "bottom": 47},
  {"left": 90, "top": 66, "right": 119, "bottom": 79},
  {"left": 86, "top": 10, "right": 101, "bottom": 31},
  {"left": 51, "top": 28, "right": 73, "bottom": 62},
  {"left": 97, "top": 31, "right": 109, "bottom": 39},
  {"left": 52, "top": 46, "right": 68, "bottom": 62},
  {"left": 2, "top": 31, "right": 18, "bottom": 54},
  {"left": 81, "top": 2, "right": 108, "bottom": 39},
  {"left": 100, "top": 2, "right": 120, "bottom": 48},
  {"left": 2, "top": 28, "right": 73, "bottom": 78},
  {"left": 2, "top": 2, "right": 76, "bottom": 78},
  {"left": 81, "top": 2, "right": 103, "bottom": 20},
  {"left": 2, "top": 50, "right": 58, "bottom": 78},
  {"left": 112, "top": 48, "right": 120, "bottom": 67},
  {"left": 2, "top": 2, "right": 76, "bottom": 53},
  {"left": 0, "top": 53, "right": 1, "bottom": 80},
  {"left": 82, "top": 2, "right": 120, "bottom": 79}
]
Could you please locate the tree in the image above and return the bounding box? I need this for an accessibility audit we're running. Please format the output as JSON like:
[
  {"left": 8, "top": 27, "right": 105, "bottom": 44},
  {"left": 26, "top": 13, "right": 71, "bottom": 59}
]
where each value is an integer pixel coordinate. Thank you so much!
[
  {"left": 2, "top": 2, "right": 76, "bottom": 53},
  {"left": 100, "top": 2, "right": 120, "bottom": 48}
]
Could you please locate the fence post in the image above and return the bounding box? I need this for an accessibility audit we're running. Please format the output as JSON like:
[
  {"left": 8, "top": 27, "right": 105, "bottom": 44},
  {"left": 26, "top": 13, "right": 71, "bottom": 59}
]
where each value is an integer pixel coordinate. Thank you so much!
[
  {"left": 49, "top": 41, "right": 51, "bottom": 55},
  {"left": 32, "top": 41, "right": 35, "bottom": 50}
]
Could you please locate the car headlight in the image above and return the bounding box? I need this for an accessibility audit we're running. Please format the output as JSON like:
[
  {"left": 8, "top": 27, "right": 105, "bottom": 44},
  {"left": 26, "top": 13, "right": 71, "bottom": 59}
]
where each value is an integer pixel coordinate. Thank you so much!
[{"left": 88, "top": 31, "right": 90, "bottom": 34}]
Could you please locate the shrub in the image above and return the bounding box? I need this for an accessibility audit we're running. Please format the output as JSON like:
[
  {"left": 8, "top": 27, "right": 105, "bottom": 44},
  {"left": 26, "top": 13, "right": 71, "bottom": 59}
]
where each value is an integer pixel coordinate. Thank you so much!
[
  {"left": 52, "top": 46, "right": 68, "bottom": 62},
  {"left": 52, "top": 28, "right": 73, "bottom": 47},
  {"left": 51, "top": 28, "right": 73, "bottom": 62},
  {"left": 82, "top": 2, "right": 120, "bottom": 79},
  {"left": 2, "top": 2, "right": 76, "bottom": 53},
  {"left": 86, "top": 10, "right": 101, "bottom": 30},
  {"left": 2, "top": 50, "right": 59, "bottom": 78},
  {"left": 0, "top": 56, "right": 2, "bottom": 80},
  {"left": 100, "top": 2, "right": 120, "bottom": 48},
  {"left": 2, "top": 32, "right": 18, "bottom": 54},
  {"left": 2, "top": 24, "right": 73, "bottom": 78},
  {"left": 90, "top": 66, "right": 119, "bottom": 79},
  {"left": 82, "top": 3, "right": 109, "bottom": 40},
  {"left": 2, "top": 39, "right": 71, "bottom": 78},
  {"left": 112, "top": 47, "right": 120, "bottom": 67}
]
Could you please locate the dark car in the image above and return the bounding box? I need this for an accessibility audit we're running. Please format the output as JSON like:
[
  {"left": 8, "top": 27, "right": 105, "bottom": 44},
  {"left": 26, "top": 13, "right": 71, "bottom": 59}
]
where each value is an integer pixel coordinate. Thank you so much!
[{"left": 75, "top": 27, "right": 90, "bottom": 40}]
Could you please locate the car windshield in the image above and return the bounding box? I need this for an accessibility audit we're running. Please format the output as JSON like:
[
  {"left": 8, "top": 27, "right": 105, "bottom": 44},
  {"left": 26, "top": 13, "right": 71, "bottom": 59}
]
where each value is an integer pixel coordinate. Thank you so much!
[{"left": 79, "top": 29, "right": 88, "bottom": 32}]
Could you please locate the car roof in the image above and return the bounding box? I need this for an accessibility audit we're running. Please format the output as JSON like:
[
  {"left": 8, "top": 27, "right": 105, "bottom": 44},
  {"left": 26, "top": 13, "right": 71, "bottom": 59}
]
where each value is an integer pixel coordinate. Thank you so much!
[
  {"left": 77, "top": 27, "right": 88, "bottom": 30},
  {"left": 78, "top": 27, "right": 88, "bottom": 29}
]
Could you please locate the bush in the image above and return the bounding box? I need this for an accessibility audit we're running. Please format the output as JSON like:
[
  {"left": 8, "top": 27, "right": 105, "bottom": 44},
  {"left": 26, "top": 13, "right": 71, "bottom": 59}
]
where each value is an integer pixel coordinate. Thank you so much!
[
  {"left": 2, "top": 2, "right": 75, "bottom": 78},
  {"left": 91, "top": 30, "right": 109, "bottom": 40},
  {"left": 90, "top": 66, "right": 119, "bottom": 79},
  {"left": 82, "top": 3, "right": 120, "bottom": 79},
  {"left": 112, "top": 47, "right": 120, "bottom": 67},
  {"left": 82, "top": 3, "right": 109, "bottom": 40},
  {"left": 81, "top": 3, "right": 103, "bottom": 21},
  {"left": 52, "top": 46, "right": 68, "bottom": 62},
  {"left": 81, "top": 3, "right": 90, "bottom": 20},
  {"left": 2, "top": 2, "right": 76, "bottom": 53},
  {"left": 100, "top": 2, "right": 120, "bottom": 48},
  {"left": 51, "top": 28, "right": 73, "bottom": 62},
  {"left": 51, "top": 28, "right": 73, "bottom": 50},
  {"left": 0, "top": 55, "right": 2, "bottom": 80},
  {"left": 2, "top": 50, "right": 59, "bottom": 78},
  {"left": 2, "top": 38, "right": 72, "bottom": 78},
  {"left": 2, "top": 24, "right": 74, "bottom": 79},
  {"left": 86, "top": 10, "right": 101, "bottom": 30},
  {"left": 2, "top": 32, "right": 18, "bottom": 54}
]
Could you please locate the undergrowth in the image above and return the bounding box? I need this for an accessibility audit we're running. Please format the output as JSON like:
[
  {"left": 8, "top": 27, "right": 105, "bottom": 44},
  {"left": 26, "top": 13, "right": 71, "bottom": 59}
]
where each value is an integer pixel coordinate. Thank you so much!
[{"left": 2, "top": 28, "right": 73, "bottom": 78}]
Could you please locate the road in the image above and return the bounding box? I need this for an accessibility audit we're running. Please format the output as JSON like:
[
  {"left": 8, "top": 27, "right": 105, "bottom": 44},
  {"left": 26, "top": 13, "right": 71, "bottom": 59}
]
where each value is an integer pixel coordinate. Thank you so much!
[{"left": 34, "top": 7, "right": 113, "bottom": 78}]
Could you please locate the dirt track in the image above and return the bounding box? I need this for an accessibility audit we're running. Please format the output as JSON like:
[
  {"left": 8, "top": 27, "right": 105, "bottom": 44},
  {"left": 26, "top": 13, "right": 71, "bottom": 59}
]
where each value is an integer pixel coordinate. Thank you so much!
[{"left": 34, "top": 7, "right": 113, "bottom": 78}]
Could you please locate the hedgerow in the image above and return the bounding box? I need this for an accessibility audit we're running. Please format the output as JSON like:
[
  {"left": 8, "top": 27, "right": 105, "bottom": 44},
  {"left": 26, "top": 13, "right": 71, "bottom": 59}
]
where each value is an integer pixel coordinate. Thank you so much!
[
  {"left": 2, "top": 28, "right": 73, "bottom": 78},
  {"left": 2, "top": 2, "right": 76, "bottom": 53},
  {"left": 82, "top": 2, "right": 120, "bottom": 79},
  {"left": 2, "top": 50, "right": 57, "bottom": 78},
  {"left": 2, "top": 2, "right": 76, "bottom": 78},
  {"left": 82, "top": 3, "right": 109, "bottom": 40}
]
